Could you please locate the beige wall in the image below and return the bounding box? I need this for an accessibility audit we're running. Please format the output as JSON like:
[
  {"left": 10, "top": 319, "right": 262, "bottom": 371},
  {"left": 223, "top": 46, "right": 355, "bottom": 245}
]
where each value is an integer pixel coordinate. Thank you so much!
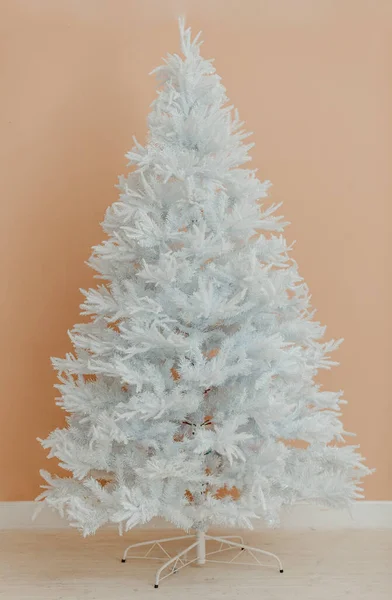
[{"left": 1, "top": 0, "right": 391, "bottom": 501}]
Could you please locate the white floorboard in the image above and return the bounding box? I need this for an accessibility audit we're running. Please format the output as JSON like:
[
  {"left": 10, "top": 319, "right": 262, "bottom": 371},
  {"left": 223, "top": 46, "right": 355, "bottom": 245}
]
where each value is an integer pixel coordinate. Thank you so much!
[{"left": 2, "top": 501, "right": 392, "bottom": 529}]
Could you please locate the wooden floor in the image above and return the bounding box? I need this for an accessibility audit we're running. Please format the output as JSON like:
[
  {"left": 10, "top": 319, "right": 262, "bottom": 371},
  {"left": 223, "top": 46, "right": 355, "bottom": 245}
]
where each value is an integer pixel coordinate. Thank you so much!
[{"left": 1, "top": 528, "right": 391, "bottom": 599}]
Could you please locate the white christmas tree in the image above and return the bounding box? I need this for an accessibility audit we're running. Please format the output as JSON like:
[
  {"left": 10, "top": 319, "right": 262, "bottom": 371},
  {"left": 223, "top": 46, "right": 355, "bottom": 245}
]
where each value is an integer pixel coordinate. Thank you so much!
[{"left": 38, "top": 19, "right": 369, "bottom": 537}]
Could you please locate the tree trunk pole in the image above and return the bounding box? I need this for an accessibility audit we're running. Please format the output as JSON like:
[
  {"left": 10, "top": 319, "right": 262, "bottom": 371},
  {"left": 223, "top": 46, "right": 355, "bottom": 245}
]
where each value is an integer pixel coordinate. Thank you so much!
[{"left": 196, "top": 530, "right": 206, "bottom": 565}]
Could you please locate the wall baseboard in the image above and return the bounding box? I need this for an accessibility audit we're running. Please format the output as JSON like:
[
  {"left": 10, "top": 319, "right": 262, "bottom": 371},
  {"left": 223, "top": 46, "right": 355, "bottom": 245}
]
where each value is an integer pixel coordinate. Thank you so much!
[{"left": 1, "top": 501, "right": 391, "bottom": 530}]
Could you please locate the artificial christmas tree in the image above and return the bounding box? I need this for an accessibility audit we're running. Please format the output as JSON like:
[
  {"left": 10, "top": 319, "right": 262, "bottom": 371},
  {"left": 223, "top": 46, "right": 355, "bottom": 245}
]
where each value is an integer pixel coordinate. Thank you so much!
[{"left": 38, "top": 19, "right": 369, "bottom": 586}]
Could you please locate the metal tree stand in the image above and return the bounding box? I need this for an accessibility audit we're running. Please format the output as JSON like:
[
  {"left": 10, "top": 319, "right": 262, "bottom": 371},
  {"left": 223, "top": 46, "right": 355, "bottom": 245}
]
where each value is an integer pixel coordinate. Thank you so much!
[{"left": 121, "top": 530, "right": 284, "bottom": 588}]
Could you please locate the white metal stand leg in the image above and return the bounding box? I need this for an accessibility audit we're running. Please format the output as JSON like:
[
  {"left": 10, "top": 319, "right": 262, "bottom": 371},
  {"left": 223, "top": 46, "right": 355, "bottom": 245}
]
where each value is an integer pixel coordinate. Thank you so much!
[
  {"left": 218, "top": 534, "right": 245, "bottom": 546},
  {"left": 121, "top": 535, "right": 194, "bottom": 563},
  {"left": 121, "top": 530, "right": 283, "bottom": 588},
  {"left": 154, "top": 539, "right": 200, "bottom": 588},
  {"left": 205, "top": 534, "right": 284, "bottom": 572}
]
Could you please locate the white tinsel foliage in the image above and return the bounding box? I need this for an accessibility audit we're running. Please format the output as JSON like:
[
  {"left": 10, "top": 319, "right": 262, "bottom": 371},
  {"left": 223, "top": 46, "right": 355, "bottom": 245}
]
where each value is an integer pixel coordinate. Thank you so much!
[{"left": 37, "top": 19, "right": 370, "bottom": 536}]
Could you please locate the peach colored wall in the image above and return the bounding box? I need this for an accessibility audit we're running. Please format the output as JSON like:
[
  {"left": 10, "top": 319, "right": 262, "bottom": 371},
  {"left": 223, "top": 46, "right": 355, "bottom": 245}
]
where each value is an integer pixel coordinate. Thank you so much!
[{"left": 1, "top": 0, "right": 391, "bottom": 501}]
